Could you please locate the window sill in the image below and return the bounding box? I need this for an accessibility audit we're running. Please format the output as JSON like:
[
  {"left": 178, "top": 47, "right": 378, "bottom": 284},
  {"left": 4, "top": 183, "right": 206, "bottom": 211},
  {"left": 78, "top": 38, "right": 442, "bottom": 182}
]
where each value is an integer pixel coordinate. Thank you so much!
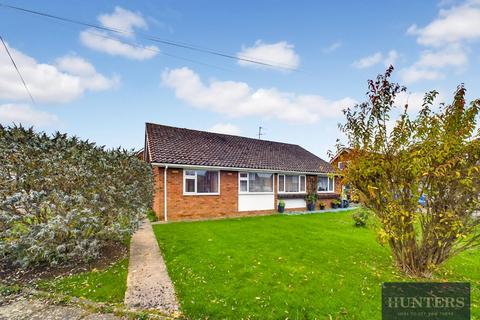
[
  {"left": 277, "top": 193, "right": 306, "bottom": 199},
  {"left": 316, "top": 193, "right": 340, "bottom": 199},
  {"left": 239, "top": 192, "right": 274, "bottom": 195},
  {"left": 183, "top": 193, "right": 220, "bottom": 196},
  {"left": 278, "top": 192, "right": 307, "bottom": 194}
]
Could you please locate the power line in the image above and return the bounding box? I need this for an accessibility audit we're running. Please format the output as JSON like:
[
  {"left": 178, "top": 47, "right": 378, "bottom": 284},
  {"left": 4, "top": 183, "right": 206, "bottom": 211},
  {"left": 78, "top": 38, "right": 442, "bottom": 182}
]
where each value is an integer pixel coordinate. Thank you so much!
[
  {"left": 84, "top": 30, "right": 236, "bottom": 73},
  {"left": 0, "top": 35, "right": 35, "bottom": 104},
  {"left": 0, "top": 2, "right": 300, "bottom": 72}
]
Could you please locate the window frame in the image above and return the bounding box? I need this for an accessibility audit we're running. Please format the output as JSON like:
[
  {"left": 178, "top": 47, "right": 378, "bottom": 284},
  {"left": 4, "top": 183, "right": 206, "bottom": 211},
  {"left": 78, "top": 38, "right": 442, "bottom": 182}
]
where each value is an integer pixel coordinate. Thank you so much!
[
  {"left": 183, "top": 169, "right": 221, "bottom": 195},
  {"left": 317, "top": 175, "right": 335, "bottom": 193},
  {"left": 238, "top": 172, "right": 274, "bottom": 194},
  {"left": 277, "top": 174, "right": 307, "bottom": 194}
]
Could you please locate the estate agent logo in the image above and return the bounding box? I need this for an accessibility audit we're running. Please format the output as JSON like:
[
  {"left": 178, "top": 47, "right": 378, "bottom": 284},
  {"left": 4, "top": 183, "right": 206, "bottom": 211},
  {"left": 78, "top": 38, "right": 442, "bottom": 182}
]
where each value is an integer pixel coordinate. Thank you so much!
[{"left": 382, "top": 282, "right": 470, "bottom": 320}]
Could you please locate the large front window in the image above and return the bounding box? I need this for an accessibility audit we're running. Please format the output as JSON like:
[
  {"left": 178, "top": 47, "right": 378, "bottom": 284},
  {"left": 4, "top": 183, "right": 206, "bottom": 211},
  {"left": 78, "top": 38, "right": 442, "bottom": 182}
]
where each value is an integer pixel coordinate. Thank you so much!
[
  {"left": 184, "top": 170, "right": 219, "bottom": 194},
  {"left": 278, "top": 174, "right": 306, "bottom": 193},
  {"left": 239, "top": 172, "right": 273, "bottom": 193},
  {"left": 317, "top": 176, "right": 334, "bottom": 192}
]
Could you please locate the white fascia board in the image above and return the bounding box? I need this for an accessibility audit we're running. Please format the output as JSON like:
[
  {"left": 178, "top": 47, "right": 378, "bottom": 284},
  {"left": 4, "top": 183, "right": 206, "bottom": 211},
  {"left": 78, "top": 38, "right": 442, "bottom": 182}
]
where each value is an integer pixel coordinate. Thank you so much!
[{"left": 150, "top": 162, "right": 331, "bottom": 175}]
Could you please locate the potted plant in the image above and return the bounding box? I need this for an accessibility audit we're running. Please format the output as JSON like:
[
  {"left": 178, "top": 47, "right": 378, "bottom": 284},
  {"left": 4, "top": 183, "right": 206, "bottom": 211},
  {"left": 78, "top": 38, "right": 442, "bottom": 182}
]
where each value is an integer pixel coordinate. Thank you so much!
[
  {"left": 331, "top": 199, "right": 341, "bottom": 209},
  {"left": 277, "top": 199, "right": 285, "bottom": 213},
  {"left": 335, "top": 199, "right": 342, "bottom": 208},
  {"left": 319, "top": 202, "right": 326, "bottom": 210},
  {"left": 305, "top": 193, "right": 318, "bottom": 211}
]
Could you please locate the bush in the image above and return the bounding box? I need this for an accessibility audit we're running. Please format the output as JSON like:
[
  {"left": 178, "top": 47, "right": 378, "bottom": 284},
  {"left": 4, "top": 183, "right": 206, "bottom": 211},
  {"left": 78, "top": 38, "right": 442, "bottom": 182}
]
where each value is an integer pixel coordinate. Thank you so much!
[
  {"left": 340, "top": 67, "right": 480, "bottom": 277},
  {"left": 146, "top": 209, "right": 158, "bottom": 222},
  {"left": 352, "top": 210, "right": 369, "bottom": 227},
  {"left": 0, "top": 126, "right": 153, "bottom": 267}
]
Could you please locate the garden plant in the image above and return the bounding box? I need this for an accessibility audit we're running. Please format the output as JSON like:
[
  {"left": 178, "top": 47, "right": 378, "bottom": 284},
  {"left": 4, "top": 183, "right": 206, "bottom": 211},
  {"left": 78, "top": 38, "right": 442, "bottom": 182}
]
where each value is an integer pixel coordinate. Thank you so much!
[
  {"left": 0, "top": 126, "right": 153, "bottom": 267},
  {"left": 339, "top": 66, "right": 480, "bottom": 277}
]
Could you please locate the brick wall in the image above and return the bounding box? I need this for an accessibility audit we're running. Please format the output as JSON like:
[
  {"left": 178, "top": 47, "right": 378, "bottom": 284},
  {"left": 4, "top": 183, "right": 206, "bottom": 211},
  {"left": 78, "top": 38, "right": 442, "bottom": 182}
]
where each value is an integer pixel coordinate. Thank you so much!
[
  {"left": 152, "top": 167, "right": 342, "bottom": 221},
  {"left": 152, "top": 166, "right": 164, "bottom": 219},
  {"left": 153, "top": 168, "right": 242, "bottom": 221}
]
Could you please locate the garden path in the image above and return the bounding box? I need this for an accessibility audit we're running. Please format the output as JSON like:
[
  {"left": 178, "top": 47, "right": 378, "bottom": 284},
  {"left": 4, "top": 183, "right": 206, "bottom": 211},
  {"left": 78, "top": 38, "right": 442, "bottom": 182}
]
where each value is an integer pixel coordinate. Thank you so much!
[
  {"left": 124, "top": 219, "right": 179, "bottom": 316},
  {"left": 0, "top": 296, "right": 120, "bottom": 320}
]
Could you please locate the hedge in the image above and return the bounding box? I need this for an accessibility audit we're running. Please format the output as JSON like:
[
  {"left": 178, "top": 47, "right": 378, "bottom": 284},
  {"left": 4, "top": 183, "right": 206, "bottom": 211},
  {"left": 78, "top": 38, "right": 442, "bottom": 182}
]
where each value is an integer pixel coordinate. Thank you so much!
[{"left": 0, "top": 125, "right": 153, "bottom": 267}]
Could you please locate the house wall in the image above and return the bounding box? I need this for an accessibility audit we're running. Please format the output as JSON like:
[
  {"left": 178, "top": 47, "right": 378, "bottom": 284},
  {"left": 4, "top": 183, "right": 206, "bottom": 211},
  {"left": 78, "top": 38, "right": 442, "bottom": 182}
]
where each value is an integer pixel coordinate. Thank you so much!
[
  {"left": 152, "top": 167, "right": 340, "bottom": 221},
  {"left": 153, "top": 168, "right": 240, "bottom": 221},
  {"left": 330, "top": 150, "right": 356, "bottom": 201}
]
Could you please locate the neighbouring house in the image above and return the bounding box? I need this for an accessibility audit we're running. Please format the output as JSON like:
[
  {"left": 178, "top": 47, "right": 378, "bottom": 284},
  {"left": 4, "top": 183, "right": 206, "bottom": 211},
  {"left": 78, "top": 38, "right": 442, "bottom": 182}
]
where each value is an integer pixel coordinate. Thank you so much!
[
  {"left": 144, "top": 123, "right": 340, "bottom": 221},
  {"left": 135, "top": 148, "right": 144, "bottom": 160},
  {"left": 330, "top": 147, "right": 357, "bottom": 202},
  {"left": 330, "top": 147, "right": 351, "bottom": 172}
]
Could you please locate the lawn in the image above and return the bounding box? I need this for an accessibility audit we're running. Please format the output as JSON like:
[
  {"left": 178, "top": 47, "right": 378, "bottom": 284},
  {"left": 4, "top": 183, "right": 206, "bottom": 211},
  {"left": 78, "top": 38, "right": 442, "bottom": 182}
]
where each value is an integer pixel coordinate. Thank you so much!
[
  {"left": 37, "top": 258, "right": 129, "bottom": 303},
  {"left": 153, "top": 211, "right": 480, "bottom": 319}
]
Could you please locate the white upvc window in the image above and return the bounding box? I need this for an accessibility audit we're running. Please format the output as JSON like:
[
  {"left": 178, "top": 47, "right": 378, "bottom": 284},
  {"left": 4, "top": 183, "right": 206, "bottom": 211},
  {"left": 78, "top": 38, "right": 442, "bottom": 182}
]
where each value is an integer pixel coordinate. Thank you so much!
[
  {"left": 278, "top": 174, "right": 306, "bottom": 193},
  {"left": 317, "top": 175, "right": 335, "bottom": 193},
  {"left": 239, "top": 172, "right": 274, "bottom": 193},
  {"left": 183, "top": 169, "right": 220, "bottom": 195}
]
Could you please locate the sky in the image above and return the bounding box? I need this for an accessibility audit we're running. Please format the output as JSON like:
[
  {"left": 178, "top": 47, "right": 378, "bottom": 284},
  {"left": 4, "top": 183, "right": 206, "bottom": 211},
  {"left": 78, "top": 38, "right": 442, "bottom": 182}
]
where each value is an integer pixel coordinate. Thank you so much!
[{"left": 1, "top": 0, "right": 480, "bottom": 159}]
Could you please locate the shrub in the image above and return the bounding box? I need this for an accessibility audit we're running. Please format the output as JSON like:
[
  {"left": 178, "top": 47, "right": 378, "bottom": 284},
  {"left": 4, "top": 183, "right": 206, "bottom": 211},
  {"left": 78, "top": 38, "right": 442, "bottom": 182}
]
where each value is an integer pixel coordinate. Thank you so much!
[
  {"left": 339, "top": 66, "right": 480, "bottom": 277},
  {"left": 352, "top": 210, "right": 369, "bottom": 227},
  {"left": 146, "top": 209, "right": 158, "bottom": 222},
  {"left": 0, "top": 126, "right": 153, "bottom": 267}
]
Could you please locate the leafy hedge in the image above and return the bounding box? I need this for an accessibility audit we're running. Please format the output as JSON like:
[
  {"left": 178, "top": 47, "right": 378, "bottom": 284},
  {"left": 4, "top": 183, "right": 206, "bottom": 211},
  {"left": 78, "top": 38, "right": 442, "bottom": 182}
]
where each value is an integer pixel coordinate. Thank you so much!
[{"left": 0, "top": 126, "right": 153, "bottom": 267}]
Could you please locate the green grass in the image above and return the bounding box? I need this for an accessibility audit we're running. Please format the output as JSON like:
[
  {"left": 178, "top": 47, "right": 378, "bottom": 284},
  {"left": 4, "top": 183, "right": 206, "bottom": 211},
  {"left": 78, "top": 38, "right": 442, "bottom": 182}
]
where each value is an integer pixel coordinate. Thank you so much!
[
  {"left": 37, "top": 258, "right": 129, "bottom": 303},
  {"left": 153, "top": 211, "right": 480, "bottom": 320}
]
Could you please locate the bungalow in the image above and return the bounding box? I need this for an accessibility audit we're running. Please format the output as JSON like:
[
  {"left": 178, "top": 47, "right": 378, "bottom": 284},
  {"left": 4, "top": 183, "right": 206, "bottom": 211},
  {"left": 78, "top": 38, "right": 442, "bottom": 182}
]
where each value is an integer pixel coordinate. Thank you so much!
[{"left": 144, "top": 123, "right": 340, "bottom": 221}]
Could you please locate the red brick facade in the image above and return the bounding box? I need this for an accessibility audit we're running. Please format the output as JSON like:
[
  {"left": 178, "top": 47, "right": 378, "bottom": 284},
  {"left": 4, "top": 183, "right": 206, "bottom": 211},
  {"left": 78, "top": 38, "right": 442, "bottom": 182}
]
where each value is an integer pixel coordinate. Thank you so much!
[
  {"left": 152, "top": 167, "right": 340, "bottom": 221},
  {"left": 330, "top": 149, "right": 352, "bottom": 201}
]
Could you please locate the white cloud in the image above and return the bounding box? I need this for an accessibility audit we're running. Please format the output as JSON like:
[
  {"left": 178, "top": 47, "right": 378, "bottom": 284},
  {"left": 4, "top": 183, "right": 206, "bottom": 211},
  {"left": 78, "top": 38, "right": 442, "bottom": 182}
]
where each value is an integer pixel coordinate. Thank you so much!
[
  {"left": 352, "top": 52, "right": 383, "bottom": 69},
  {"left": 352, "top": 50, "right": 399, "bottom": 69},
  {"left": 408, "top": 0, "right": 480, "bottom": 46},
  {"left": 0, "top": 104, "right": 59, "bottom": 127},
  {"left": 208, "top": 123, "right": 241, "bottom": 135},
  {"left": 161, "top": 67, "right": 356, "bottom": 124},
  {"left": 323, "top": 41, "right": 342, "bottom": 53},
  {"left": 399, "top": 66, "right": 444, "bottom": 84},
  {"left": 399, "top": 44, "right": 467, "bottom": 83},
  {"left": 395, "top": 91, "right": 444, "bottom": 112},
  {"left": 80, "top": 29, "right": 158, "bottom": 60},
  {"left": 98, "top": 6, "right": 147, "bottom": 37},
  {"left": 394, "top": 91, "right": 427, "bottom": 112},
  {"left": 55, "top": 55, "right": 97, "bottom": 76},
  {"left": 237, "top": 40, "right": 300, "bottom": 70},
  {"left": 0, "top": 43, "right": 118, "bottom": 103},
  {"left": 80, "top": 7, "right": 159, "bottom": 60},
  {"left": 402, "top": 2, "right": 478, "bottom": 84},
  {"left": 415, "top": 44, "right": 467, "bottom": 68},
  {"left": 384, "top": 50, "right": 400, "bottom": 67}
]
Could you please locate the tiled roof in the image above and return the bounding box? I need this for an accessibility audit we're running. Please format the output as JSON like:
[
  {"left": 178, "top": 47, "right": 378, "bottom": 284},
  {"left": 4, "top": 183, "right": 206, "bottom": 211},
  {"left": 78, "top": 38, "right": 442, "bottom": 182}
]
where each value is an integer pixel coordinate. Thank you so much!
[{"left": 145, "top": 123, "right": 334, "bottom": 173}]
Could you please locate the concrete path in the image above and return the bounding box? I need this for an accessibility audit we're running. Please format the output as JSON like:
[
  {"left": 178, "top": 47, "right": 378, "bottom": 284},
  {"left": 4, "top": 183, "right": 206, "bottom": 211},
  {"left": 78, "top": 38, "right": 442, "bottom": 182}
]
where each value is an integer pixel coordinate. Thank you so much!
[
  {"left": 124, "top": 219, "right": 179, "bottom": 315},
  {"left": 0, "top": 297, "right": 121, "bottom": 320}
]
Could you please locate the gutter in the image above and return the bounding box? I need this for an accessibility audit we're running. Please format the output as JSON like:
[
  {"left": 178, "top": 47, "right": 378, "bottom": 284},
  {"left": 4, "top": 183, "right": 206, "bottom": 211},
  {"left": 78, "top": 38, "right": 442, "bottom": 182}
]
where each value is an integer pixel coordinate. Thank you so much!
[{"left": 150, "top": 162, "right": 334, "bottom": 176}]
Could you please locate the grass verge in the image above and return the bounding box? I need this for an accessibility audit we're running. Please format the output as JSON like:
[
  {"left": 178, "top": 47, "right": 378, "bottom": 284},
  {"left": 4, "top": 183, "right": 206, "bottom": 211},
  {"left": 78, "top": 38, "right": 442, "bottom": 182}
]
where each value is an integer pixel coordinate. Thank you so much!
[{"left": 37, "top": 258, "right": 129, "bottom": 303}]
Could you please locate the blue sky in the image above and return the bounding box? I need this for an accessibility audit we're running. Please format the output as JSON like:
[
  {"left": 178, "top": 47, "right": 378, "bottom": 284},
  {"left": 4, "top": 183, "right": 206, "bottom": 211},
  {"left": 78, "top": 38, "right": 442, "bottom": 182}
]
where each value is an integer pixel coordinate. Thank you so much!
[{"left": 1, "top": 0, "right": 479, "bottom": 158}]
